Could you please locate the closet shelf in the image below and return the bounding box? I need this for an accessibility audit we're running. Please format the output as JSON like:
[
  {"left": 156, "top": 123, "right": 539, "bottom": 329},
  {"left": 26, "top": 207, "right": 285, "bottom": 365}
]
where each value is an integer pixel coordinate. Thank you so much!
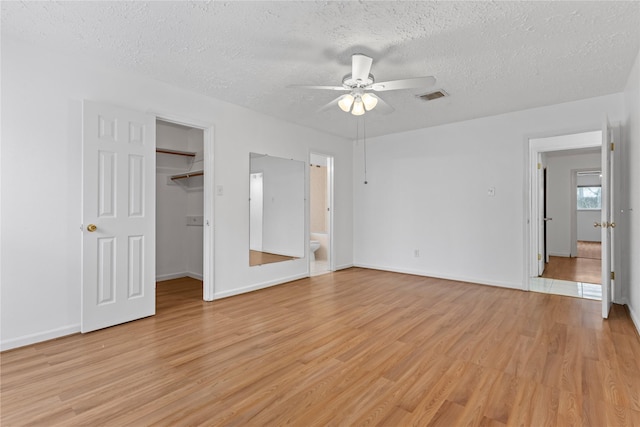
[
  {"left": 171, "top": 170, "right": 204, "bottom": 181},
  {"left": 156, "top": 148, "right": 196, "bottom": 157}
]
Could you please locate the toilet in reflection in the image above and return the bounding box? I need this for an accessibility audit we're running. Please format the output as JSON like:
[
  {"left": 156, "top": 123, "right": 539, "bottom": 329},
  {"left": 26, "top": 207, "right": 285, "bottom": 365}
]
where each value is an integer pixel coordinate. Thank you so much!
[{"left": 310, "top": 240, "right": 321, "bottom": 261}]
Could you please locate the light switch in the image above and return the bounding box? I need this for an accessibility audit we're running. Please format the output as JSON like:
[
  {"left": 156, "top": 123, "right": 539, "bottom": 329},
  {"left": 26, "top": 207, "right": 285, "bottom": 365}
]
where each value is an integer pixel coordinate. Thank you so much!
[
  {"left": 487, "top": 187, "right": 495, "bottom": 197},
  {"left": 216, "top": 185, "right": 224, "bottom": 196}
]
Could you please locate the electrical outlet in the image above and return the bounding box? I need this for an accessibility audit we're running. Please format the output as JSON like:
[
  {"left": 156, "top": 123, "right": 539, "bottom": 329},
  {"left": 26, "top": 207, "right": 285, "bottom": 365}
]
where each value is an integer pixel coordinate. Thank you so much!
[
  {"left": 216, "top": 185, "right": 224, "bottom": 196},
  {"left": 487, "top": 187, "right": 495, "bottom": 197},
  {"left": 414, "top": 249, "right": 420, "bottom": 257}
]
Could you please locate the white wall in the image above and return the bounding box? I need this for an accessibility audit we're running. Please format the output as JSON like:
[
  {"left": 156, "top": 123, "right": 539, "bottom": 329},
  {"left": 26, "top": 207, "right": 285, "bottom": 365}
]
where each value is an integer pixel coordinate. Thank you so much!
[
  {"left": 623, "top": 49, "right": 640, "bottom": 333},
  {"left": 354, "top": 94, "right": 624, "bottom": 290},
  {"left": 156, "top": 167, "right": 188, "bottom": 278},
  {"left": 546, "top": 151, "right": 601, "bottom": 256},
  {"left": 577, "top": 211, "right": 601, "bottom": 242},
  {"left": 0, "top": 38, "right": 353, "bottom": 349}
]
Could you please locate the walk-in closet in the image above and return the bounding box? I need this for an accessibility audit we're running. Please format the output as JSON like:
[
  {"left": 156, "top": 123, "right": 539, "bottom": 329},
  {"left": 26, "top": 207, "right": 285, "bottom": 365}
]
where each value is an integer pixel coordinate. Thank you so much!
[{"left": 156, "top": 120, "right": 204, "bottom": 289}]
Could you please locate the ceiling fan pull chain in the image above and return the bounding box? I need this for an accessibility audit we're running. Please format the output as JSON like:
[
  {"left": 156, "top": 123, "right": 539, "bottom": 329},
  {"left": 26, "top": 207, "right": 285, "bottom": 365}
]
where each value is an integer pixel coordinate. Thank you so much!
[{"left": 363, "top": 117, "right": 368, "bottom": 185}]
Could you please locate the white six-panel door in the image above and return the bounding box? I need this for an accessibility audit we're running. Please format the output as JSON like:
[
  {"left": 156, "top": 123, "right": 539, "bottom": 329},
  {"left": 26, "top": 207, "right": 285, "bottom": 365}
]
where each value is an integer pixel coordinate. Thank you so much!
[{"left": 81, "top": 101, "right": 156, "bottom": 333}]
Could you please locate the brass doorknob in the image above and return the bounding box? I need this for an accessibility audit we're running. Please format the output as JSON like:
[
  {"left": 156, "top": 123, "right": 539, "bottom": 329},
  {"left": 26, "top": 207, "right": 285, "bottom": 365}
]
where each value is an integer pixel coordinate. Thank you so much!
[
  {"left": 87, "top": 224, "right": 97, "bottom": 232},
  {"left": 594, "top": 222, "right": 602, "bottom": 228}
]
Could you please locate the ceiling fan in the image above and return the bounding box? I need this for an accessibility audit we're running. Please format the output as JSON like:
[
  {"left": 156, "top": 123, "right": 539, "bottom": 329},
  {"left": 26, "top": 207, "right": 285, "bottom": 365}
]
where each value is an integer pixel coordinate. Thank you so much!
[{"left": 290, "top": 53, "right": 436, "bottom": 116}]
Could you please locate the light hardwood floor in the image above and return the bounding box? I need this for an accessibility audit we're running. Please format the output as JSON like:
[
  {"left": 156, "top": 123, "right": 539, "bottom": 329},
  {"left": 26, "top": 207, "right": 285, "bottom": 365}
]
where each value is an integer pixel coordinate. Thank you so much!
[
  {"left": 2, "top": 270, "right": 639, "bottom": 426},
  {"left": 542, "top": 256, "right": 601, "bottom": 284},
  {"left": 542, "top": 241, "right": 602, "bottom": 284},
  {"left": 577, "top": 241, "right": 601, "bottom": 260}
]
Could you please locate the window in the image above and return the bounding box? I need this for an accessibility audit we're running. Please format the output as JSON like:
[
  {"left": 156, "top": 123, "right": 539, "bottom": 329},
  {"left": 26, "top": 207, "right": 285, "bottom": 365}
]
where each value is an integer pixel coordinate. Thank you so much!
[{"left": 577, "top": 186, "right": 601, "bottom": 210}]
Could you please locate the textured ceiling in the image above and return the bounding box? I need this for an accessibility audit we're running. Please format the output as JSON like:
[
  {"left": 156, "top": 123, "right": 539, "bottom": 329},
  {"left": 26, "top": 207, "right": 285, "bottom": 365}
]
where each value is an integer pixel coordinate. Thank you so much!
[{"left": 2, "top": 1, "right": 639, "bottom": 139}]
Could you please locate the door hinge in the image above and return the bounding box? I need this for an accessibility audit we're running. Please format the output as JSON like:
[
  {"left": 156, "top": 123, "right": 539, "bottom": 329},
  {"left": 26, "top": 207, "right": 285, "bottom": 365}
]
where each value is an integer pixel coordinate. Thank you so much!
[
  {"left": 611, "top": 142, "right": 615, "bottom": 151},
  {"left": 537, "top": 163, "right": 541, "bottom": 170},
  {"left": 538, "top": 253, "right": 542, "bottom": 261},
  {"left": 610, "top": 271, "right": 615, "bottom": 280}
]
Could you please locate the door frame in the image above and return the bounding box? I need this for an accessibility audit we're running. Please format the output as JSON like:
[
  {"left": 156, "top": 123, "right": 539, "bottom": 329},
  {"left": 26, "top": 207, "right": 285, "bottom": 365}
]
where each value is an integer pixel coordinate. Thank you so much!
[
  {"left": 309, "top": 151, "right": 335, "bottom": 273},
  {"left": 525, "top": 129, "right": 602, "bottom": 288},
  {"left": 154, "top": 112, "right": 215, "bottom": 301},
  {"left": 543, "top": 165, "right": 548, "bottom": 264}
]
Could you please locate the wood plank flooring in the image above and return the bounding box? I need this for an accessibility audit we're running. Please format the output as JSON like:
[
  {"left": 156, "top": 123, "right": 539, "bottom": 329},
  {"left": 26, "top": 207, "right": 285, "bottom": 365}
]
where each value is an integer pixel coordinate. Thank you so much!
[
  {"left": 542, "top": 241, "right": 602, "bottom": 284},
  {"left": 542, "top": 256, "right": 601, "bottom": 284},
  {"left": 577, "top": 241, "right": 601, "bottom": 260},
  {"left": 2, "top": 270, "right": 640, "bottom": 426}
]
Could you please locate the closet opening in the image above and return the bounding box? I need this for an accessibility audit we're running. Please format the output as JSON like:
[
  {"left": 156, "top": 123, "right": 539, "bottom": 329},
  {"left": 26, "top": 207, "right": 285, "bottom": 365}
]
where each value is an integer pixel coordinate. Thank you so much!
[{"left": 156, "top": 119, "right": 205, "bottom": 301}]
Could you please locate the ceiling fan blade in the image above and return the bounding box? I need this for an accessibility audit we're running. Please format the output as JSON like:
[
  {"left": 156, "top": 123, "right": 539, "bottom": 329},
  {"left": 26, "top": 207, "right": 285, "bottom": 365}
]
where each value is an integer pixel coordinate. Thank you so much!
[
  {"left": 352, "top": 54, "right": 373, "bottom": 83},
  {"left": 317, "top": 95, "right": 344, "bottom": 112},
  {"left": 371, "top": 94, "right": 395, "bottom": 114},
  {"left": 371, "top": 76, "right": 436, "bottom": 91},
  {"left": 288, "top": 85, "right": 348, "bottom": 91}
]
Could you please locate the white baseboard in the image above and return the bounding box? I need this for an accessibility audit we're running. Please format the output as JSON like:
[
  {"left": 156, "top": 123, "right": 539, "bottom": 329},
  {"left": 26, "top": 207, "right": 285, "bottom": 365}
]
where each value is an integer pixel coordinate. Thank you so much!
[
  {"left": 627, "top": 302, "right": 640, "bottom": 337},
  {"left": 353, "top": 263, "right": 524, "bottom": 291},
  {"left": 548, "top": 252, "right": 571, "bottom": 258},
  {"left": 334, "top": 263, "right": 354, "bottom": 271},
  {"left": 1, "top": 324, "right": 80, "bottom": 352},
  {"left": 4, "top": 271, "right": 206, "bottom": 351},
  {"left": 157, "top": 272, "right": 203, "bottom": 282},
  {"left": 214, "top": 273, "right": 308, "bottom": 300},
  {"left": 156, "top": 272, "right": 189, "bottom": 282}
]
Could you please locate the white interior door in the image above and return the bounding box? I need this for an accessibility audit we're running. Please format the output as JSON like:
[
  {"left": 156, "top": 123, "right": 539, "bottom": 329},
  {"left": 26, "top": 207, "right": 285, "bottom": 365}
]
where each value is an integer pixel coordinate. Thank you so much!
[
  {"left": 82, "top": 101, "right": 156, "bottom": 333},
  {"left": 601, "top": 118, "right": 613, "bottom": 318}
]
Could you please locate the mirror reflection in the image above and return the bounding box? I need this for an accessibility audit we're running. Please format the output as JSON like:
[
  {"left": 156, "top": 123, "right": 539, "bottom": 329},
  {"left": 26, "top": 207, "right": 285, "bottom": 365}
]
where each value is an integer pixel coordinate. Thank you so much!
[{"left": 249, "top": 153, "right": 305, "bottom": 266}]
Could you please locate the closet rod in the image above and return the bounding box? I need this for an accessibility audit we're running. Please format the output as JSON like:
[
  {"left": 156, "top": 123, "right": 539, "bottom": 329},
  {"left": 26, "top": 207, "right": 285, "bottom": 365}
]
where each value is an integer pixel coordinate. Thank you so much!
[
  {"left": 171, "top": 171, "right": 204, "bottom": 180},
  {"left": 156, "top": 148, "right": 196, "bottom": 157}
]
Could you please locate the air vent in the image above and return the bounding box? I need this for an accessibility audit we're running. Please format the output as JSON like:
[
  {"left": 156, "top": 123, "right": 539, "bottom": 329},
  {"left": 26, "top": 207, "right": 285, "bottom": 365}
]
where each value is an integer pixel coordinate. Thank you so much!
[{"left": 417, "top": 90, "right": 448, "bottom": 101}]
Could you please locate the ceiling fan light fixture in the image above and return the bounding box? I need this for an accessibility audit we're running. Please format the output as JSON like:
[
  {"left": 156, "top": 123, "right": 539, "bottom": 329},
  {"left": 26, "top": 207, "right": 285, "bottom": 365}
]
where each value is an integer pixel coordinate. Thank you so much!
[
  {"left": 361, "top": 93, "right": 378, "bottom": 111},
  {"left": 338, "top": 94, "right": 355, "bottom": 112},
  {"left": 351, "top": 97, "right": 365, "bottom": 116}
]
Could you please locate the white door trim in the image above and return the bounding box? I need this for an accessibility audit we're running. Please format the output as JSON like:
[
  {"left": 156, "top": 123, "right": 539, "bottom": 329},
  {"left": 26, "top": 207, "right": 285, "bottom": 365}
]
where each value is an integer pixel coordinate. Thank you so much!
[
  {"left": 153, "top": 112, "right": 215, "bottom": 301},
  {"left": 327, "top": 154, "right": 335, "bottom": 272},
  {"left": 309, "top": 151, "right": 335, "bottom": 273}
]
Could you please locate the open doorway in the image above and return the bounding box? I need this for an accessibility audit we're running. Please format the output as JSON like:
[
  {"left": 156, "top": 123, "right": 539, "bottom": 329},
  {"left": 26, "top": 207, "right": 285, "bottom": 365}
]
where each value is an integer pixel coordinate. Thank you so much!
[
  {"left": 528, "top": 131, "right": 603, "bottom": 300},
  {"left": 309, "top": 152, "right": 334, "bottom": 276},
  {"left": 156, "top": 120, "right": 205, "bottom": 302},
  {"left": 537, "top": 148, "right": 602, "bottom": 300}
]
